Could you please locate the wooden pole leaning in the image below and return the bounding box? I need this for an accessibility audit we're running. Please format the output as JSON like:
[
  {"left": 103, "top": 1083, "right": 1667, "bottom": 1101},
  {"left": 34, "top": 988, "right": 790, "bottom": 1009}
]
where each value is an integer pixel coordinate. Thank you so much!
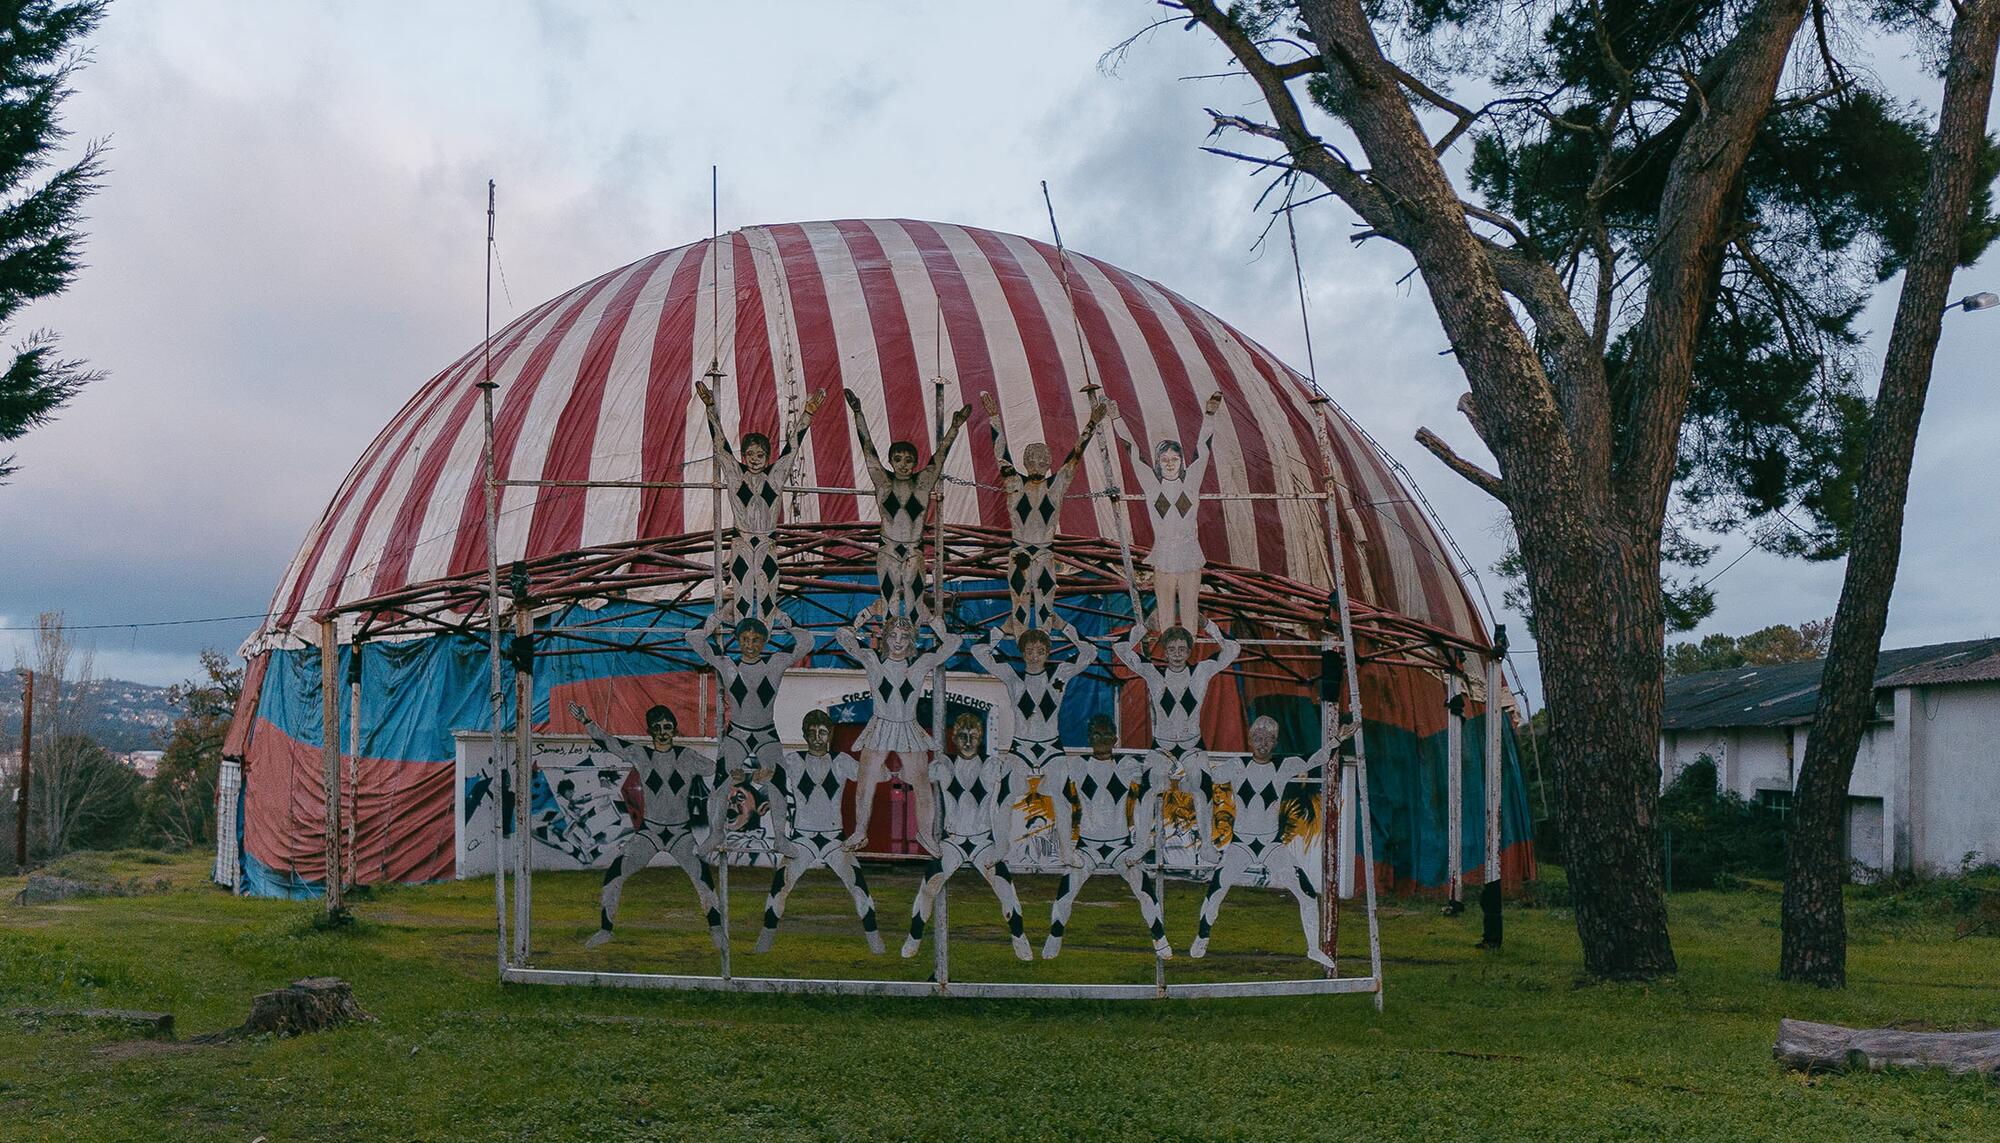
[
  {"left": 15, "top": 668, "right": 30, "bottom": 870},
  {"left": 1309, "top": 399, "right": 1383, "bottom": 1008},
  {"left": 318, "top": 618, "right": 344, "bottom": 918}
]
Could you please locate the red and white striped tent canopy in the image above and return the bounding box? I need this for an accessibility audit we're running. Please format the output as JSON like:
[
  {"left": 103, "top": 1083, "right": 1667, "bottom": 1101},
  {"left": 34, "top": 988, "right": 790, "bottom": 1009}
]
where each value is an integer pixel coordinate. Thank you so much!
[{"left": 247, "top": 219, "right": 1480, "bottom": 653}]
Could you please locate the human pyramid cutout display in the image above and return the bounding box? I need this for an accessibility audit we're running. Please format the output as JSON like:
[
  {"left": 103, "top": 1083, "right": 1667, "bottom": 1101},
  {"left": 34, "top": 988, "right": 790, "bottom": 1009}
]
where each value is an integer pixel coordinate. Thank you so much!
[{"left": 568, "top": 385, "right": 1339, "bottom": 969}]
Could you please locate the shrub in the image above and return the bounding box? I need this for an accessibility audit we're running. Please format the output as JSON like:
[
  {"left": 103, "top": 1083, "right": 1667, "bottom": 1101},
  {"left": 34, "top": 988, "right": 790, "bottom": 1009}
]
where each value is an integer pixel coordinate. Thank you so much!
[{"left": 1659, "top": 755, "right": 1786, "bottom": 891}]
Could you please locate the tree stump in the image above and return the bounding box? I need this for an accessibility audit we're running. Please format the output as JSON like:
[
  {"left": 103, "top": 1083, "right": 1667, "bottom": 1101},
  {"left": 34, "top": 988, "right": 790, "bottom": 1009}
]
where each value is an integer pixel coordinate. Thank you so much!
[
  {"left": 1775, "top": 1019, "right": 2000, "bottom": 1078},
  {"left": 200, "top": 978, "right": 373, "bottom": 1042}
]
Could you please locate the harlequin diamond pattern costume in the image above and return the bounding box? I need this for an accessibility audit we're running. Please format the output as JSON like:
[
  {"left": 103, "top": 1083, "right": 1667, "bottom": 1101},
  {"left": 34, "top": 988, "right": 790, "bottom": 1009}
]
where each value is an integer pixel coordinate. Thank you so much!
[
  {"left": 573, "top": 712, "right": 727, "bottom": 952},
  {"left": 1113, "top": 406, "right": 1218, "bottom": 632},
  {"left": 847, "top": 390, "right": 969, "bottom": 620},
  {"left": 1191, "top": 749, "right": 1335, "bottom": 968},
  {"left": 701, "top": 387, "right": 819, "bottom": 624},
  {"left": 1042, "top": 750, "right": 1171, "bottom": 961},
  {"left": 835, "top": 623, "right": 963, "bottom": 756},
  {"left": 754, "top": 748, "right": 883, "bottom": 954},
  {"left": 987, "top": 402, "right": 1104, "bottom": 634},
  {"left": 903, "top": 748, "right": 1032, "bottom": 961},
  {"left": 688, "top": 611, "right": 818, "bottom": 783},
  {"left": 1113, "top": 622, "right": 1241, "bottom": 859}
]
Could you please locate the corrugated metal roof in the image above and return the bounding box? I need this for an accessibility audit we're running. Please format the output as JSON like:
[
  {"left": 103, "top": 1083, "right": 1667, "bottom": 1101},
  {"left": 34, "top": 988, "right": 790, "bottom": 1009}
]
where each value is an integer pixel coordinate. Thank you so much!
[{"left": 1663, "top": 638, "right": 2000, "bottom": 730}]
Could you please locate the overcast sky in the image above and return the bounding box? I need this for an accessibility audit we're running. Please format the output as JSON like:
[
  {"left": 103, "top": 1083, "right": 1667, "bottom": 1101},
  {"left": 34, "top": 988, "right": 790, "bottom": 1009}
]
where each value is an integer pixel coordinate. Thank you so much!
[{"left": 2, "top": 1, "right": 1996, "bottom": 707}]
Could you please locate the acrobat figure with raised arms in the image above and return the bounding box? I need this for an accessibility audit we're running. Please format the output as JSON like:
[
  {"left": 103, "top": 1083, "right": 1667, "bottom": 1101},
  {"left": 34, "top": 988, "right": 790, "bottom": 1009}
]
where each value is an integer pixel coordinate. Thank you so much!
[
  {"left": 835, "top": 611, "right": 964, "bottom": 855},
  {"left": 843, "top": 388, "right": 971, "bottom": 623},
  {"left": 968, "top": 625, "right": 1096, "bottom": 849},
  {"left": 1110, "top": 393, "right": 1223, "bottom": 633},
  {"left": 1190, "top": 716, "right": 1336, "bottom": 968},
  {"left": 569, "top": 702, "right": 727, "bottom": 951},
  {"left": 687, "top": 607, "right": 817, "bottom": 793},
  {"left": 1113, "top": 618, "right": 1240, "bottom": 863},
  {"left": 696, "top": 380, "right": 826, "bottom": 624},
  {"left": 979, "top": 391, "right": 1108, "bottom": 635},
  {"left": 903, "top": 714, "right": 1034, "bottom": 961},
  {"left": 1042, "top": 715, "right": 1170, "bottom": 960},
  {"left": 753, "top": 709, "right": 884, "bottom": 954}
]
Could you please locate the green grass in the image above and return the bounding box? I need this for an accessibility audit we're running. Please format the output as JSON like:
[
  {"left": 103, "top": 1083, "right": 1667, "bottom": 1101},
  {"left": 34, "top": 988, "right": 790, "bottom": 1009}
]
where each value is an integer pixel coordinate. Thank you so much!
[{"left": 1, "top": 852, "right": 1995, "bottom": 1141}]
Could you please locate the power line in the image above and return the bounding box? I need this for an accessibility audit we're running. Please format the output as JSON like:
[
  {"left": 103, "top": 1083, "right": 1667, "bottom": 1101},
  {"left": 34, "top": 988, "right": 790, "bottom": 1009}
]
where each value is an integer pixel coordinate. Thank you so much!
[{"left": 0, "top": 611, "right": 271, "bottom": 633}]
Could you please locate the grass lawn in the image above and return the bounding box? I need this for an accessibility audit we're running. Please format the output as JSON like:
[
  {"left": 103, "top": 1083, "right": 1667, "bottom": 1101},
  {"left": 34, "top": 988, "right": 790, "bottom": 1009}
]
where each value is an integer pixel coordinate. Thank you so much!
[{"left": 1, "top": 850, "right": 1995, "bottom": 1141}]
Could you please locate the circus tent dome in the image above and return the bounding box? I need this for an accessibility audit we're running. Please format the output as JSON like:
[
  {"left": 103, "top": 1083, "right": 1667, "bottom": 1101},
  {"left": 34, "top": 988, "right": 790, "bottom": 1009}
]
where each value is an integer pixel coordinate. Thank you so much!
[
  {"left": 246, "top": 218, "right": 1482, "bottom": 653},
  {"left": 221, "top": 218, "right": 1533, "bottom": 899}
]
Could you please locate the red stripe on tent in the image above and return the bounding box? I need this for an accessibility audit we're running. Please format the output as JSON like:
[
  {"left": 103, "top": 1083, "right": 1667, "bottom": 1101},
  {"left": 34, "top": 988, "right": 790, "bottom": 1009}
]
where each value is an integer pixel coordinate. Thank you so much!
[
  {"left": 241, "top": 719, "right": 454, "bottom": 886},
  {"left": 524, "top": 251, "right": 669, "bottom": 557},
  {"left": 446, "top": 271, "right": 622, "bottom": 578},
  {"left": 729, "top": 232, "right": 781, "bottom": 447},
  {"left": 898, "top": 220, "right": 1007, "bottom": 529},
  {"left": 769, "top": 224, "right": 859, "bottom": 523},
  {"left": 634, "top": 247, "right": 711, "bottom": 539},
  {"left": 834, "top": 221, "right": 932, "bottom": 471},
  {"left": 271, "top": 352, "right": 482, "bottom": 631},
  {"left": 968, "top": 230, "right": 1114, "bottom": 541}
]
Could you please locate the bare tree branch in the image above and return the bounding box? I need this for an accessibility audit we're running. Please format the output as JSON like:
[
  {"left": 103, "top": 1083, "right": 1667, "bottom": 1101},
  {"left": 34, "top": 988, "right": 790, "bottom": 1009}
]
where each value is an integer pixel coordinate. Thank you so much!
[{"left": 1416, "top": 426, "right": 1508, "bottom": 502}]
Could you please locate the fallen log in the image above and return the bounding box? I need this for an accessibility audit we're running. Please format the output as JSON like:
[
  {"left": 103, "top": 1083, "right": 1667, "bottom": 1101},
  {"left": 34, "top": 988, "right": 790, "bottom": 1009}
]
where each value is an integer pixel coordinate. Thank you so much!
[
  {"left": 4, "top": 1007, "right": 175, "bottom": 1040},
  {"left": 1774, "top": 1018, "right": 2000, "bottom": 1078}
]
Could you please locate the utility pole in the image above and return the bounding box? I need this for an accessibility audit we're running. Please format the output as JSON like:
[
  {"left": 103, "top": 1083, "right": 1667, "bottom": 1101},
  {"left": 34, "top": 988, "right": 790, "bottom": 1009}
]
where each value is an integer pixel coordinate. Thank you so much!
[{"left": 15, "top": 669, "right": 31, "bottom": 869}]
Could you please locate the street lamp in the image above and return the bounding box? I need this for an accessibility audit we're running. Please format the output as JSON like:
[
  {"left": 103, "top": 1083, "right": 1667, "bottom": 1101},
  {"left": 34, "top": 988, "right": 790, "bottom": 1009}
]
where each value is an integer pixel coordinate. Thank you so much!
[{"left": 1948, "top": 291, "right": 1998, "bottom": 313}]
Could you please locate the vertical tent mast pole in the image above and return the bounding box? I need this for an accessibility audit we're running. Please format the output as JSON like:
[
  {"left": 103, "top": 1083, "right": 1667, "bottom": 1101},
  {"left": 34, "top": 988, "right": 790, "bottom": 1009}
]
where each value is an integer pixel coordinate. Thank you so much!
[
  {"left": 706, "top": 173, "right": 734, "bottom": 984},
  {"left": 1310, "top": 401, "right": 1383, "bottom": 1008},
  {"left": 1446, "top": 665, "right": 1464, "bottom": 908},
  {"left": 478, "top": 179, "right": 508, "bottom": 974},
  {"left": 318, "top": 618, "right": 344, "bottom": 918}
]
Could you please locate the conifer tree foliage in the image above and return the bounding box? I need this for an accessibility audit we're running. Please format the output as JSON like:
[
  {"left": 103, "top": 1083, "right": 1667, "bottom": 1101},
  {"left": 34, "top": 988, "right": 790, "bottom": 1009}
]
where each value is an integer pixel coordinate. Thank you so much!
[
  {"left": 0, "top": 0, "right": 106, "bottom": 482},
  {"left": 1163, "top": 0, "right": 2000, "bottom": 977}
]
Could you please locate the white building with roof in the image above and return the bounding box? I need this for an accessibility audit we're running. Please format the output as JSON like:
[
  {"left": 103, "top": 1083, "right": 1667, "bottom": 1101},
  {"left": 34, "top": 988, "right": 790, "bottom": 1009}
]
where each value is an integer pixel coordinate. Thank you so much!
[{"left": 1659, "top": 638, "right": 2000, "bottom": 876}]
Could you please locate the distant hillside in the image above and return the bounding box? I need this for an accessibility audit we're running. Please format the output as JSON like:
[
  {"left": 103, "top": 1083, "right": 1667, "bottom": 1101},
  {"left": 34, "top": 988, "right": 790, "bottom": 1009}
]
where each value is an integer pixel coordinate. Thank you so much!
[{"left": 0, "top": 672, "right": 182, "bottom": 753}]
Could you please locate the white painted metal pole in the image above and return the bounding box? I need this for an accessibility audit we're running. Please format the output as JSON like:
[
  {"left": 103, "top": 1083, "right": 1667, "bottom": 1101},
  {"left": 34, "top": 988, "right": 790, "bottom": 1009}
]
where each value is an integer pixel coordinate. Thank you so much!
[
  {"left": 930, "top": 384, "right": 950, "bottom": 990},
  {"left": 348, "top": 646, "right": 362, "bottom": 891},
  {"left": 709, "top": 425, "right": 732, "bottom": 984}
]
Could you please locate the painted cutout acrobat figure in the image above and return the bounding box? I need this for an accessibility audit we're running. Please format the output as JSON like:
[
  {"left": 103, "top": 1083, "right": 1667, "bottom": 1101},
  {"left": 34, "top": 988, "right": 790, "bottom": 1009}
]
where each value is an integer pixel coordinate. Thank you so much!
[
  {"left": 844, "top": 387, "right": 970, "bottom": 623},
  {"left": 979, "top": 391, "right": 1107, "bottom": 635},
  {"left": 904, "top": 714, "right": 1034, "bottom": 961},
  {"left": 968, "top": 625, "right": 1095, "bottom": 852},
  {"left": 835, "top": 612, "right": 964, "bottom": 856},
  {"left": 570, "top": 702, "right": 727, "bottom": 952},
  {"left": 754, "top": 709, "right": 884, "bottom": 954},
  {"left": 1114, "top": 618, "right": 1240, "bottom": 864},
  {"left": 1042, "top": 715, "right": 1172, "bottom": 961},
  {"left": 1111, "top": 393, "right": 1222, "bottom": 633},
  {"left": 696, "top": 380, "right": 827, "bottom": 624},
  {"left": 687, "top": 607, "right": 817, "bottom": 791},
  {"left": 1190, "top": 716, "right": 1335, "bottom": 968}
]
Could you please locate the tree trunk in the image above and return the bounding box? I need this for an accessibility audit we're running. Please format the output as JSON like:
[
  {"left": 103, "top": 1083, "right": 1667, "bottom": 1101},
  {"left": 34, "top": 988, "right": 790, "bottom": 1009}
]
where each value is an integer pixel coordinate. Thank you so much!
[
  {"left": 1779, "top": 0, "right": 2000, "bottom": 986},
  {"left": 1527, "top": 523, "right": 1677, "bottom": 977}
]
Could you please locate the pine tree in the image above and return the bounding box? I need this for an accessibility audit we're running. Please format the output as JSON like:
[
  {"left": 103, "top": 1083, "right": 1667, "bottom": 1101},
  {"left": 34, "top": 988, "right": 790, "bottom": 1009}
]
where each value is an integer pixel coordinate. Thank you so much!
[{"left": 0, "top": 0, "right": 107, "bottom": 482}]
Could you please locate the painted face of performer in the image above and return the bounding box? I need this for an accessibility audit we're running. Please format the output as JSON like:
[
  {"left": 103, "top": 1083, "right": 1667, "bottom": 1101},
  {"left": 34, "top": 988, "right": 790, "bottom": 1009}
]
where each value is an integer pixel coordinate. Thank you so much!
[
  {"left": 741, "top": 435, "right": 770, "bottom": 474},
  {"left": 646, "top": 710, "right": 678, "bottom": 750},
  {"left": 883, "top": 618, "right": 915, "bottom": 660},
  {"left": 952, "top": 720, "right": 982, "bottom": 759},
  {"left": 1020, "top": 631, "right": 1051, "bottom": 674},
  {"left": 1088, "top": 717, "right": 1118, "bottom": 758},
  {"left": 1249, "top": 717, "right": 1280, "bottom": 762},
  {"left": 1162, "top": 630, "right": 1193, "bottom": 670},
  {"left": 805, "top": 720, "right": 832, "bottom": 756},
  {"left": 888, "top": 442, "right": 919, "bottom": 479},
  {"left": 1021, "top": 441, "right": 1052, "bottom": 480},
  {"left": 1156, "top": 441, "right": 1184, "bottom": 481},
  {"left": 737, "top": 624, "right": 768, "bottom": 662}
]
